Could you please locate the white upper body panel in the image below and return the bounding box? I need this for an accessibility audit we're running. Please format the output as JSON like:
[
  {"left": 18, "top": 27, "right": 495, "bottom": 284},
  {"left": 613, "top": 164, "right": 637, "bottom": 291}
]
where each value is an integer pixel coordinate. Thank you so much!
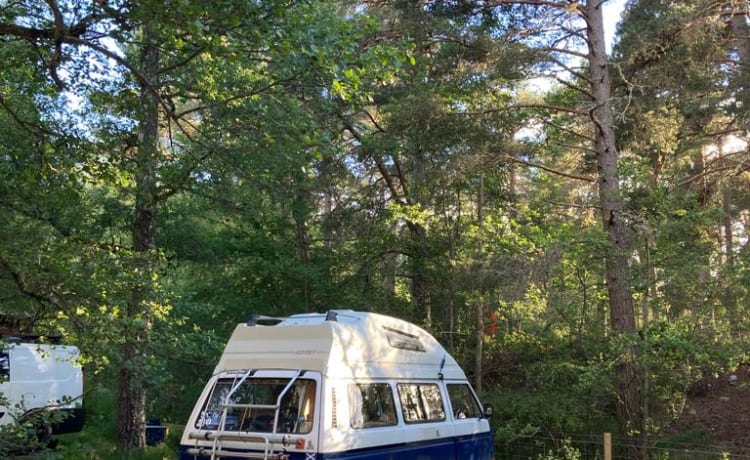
[
  {"left": 0, "top": 343, "right": 83, "bottom": 426},
  {"left": 215, "top": 310, "right": 466, "bottom": 381}
]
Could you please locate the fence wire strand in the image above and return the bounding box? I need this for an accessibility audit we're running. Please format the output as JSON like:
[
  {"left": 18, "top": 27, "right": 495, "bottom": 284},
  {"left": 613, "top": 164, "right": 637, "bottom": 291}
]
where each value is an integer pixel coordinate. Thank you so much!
[{"left": 500, "top": 435, "right": 750, "bottom": 460}]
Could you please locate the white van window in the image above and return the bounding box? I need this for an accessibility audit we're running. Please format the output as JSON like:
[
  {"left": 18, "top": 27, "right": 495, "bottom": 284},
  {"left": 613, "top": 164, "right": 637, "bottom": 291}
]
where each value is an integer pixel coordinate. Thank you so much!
[
  {"left": 348, "top": 383, "right": 397, "bottom": 429},
  {"left": 397, "top": 383, "right": 445, "bottom": 423},
  {"left": 383, "top": 327, "right": 426, "bottom": 352},
  {"left": 447, "top": 383, "right": 483, "bottom": 419},
  {"left": 195, "top": 378, "right": 316, "bottom": 434}
]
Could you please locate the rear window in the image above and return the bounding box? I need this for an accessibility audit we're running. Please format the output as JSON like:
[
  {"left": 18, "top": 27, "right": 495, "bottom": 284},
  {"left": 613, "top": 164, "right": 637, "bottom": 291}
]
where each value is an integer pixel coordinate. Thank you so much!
[{"left": 195, "top": 377, "right": 316, "bottom": 434}]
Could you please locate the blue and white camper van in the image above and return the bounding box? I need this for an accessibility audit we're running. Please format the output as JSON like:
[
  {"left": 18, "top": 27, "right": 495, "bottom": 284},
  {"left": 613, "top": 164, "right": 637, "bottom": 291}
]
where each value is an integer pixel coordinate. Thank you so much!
[{"left": 180, "top": 310, "right": 494, "bottom": 460}]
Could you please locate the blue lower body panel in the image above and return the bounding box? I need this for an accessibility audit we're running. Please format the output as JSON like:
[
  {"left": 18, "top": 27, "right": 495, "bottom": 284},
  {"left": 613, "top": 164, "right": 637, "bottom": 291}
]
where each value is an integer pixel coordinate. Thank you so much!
[
  {"left": 455, "top": 432, "right": 495, "bottom": 460},
  {"left": 180, "top": 432, "right": 494, "bottom": 460}
]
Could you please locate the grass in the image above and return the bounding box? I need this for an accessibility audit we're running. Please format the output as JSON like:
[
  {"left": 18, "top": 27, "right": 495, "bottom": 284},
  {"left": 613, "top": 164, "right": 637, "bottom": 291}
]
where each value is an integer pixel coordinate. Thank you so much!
[
  {"left": 32, "top": 429, "right": 182, "bottom": 460},
  {"left": 654, "top": 429, "right": 714, "bottom": 449}
]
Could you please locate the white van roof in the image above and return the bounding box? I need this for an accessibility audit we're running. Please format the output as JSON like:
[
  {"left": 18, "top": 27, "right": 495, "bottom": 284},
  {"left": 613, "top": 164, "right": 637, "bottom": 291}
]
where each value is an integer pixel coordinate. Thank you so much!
[{"left": 215, "top": 310, "right": 467, "bottom": 380}]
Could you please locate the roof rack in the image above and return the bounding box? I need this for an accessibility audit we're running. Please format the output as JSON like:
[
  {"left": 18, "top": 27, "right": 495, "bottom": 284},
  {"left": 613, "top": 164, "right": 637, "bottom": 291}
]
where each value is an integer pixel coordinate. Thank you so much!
[
  {"left": 245, "top": 310, "right": 341, "bottom": 327},
  {"left": 245, "top": 314, "right": 284, "bottom": 326},
  {"left": 0, "top": 333, "right": 62, "bottom": 344}
]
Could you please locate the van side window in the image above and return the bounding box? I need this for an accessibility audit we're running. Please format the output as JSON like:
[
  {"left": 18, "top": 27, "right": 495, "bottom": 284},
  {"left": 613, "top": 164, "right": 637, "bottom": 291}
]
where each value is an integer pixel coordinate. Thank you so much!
[
  {"left": 447, "top": 383, "right": 483, "bottom": 419},
  {"left": 397, "top": 383, "right": 445, "bottom": 423},
  {"left": 348, "top": 383, "right": 397, "bottom": 429}
]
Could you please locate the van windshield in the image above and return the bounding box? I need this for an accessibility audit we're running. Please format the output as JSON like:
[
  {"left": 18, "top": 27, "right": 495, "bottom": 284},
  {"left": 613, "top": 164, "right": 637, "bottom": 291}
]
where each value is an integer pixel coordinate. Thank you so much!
[{"left": 195, "top": 377, "right": 316, "bottom": 434}]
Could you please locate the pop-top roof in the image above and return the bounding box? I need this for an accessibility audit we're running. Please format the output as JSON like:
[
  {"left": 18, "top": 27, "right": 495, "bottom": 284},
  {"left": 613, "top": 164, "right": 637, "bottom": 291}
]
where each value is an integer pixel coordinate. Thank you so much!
[{"left": 214, "top": 310, "right": 466, "bottom": 380}]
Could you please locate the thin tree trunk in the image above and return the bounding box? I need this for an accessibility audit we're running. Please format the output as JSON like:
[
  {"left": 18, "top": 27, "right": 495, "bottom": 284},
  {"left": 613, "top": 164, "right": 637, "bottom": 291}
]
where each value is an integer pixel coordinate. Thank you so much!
[
  {"left": 409, "top": 221, "right": 433, "bottom": 327},
  {"left": 295, "top": 215, "right": 311, "bottom": 311},
  {"left": 728, "top": 1, "right": 750, "bottom": 64},
  {"left": 585, "top": 1, "right": 644, "bottom": 457},
  {"left": 117, "top": 24, "right": 159, "bottom": 450},
  {"left": 410, "top": 143, "right": 433, "bottom": 326},
  {"left": 475, "top": 173, "right": 485, "bottom": 393},
  {"left": 722, "top": 183, "right": 734, "bottom": 267}
]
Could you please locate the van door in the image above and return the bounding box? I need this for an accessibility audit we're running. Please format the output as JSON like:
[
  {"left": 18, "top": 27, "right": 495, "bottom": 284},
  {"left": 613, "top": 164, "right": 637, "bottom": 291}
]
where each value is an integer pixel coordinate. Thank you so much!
[
  {"left": 395, "top": 382, "right": 455, "bottom": 460},
  {"left": 446, "top": 382, "right": 494, "bottom": 460}
]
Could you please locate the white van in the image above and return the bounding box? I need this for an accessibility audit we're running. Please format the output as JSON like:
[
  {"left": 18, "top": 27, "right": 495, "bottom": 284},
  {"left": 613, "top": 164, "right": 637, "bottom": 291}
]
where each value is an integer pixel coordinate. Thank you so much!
[
  {"left": 0, "top": 341, "right": 85, "bottom": 437},
  {"left": 180, "top": 310, "right": 494, "bottom": 460}
]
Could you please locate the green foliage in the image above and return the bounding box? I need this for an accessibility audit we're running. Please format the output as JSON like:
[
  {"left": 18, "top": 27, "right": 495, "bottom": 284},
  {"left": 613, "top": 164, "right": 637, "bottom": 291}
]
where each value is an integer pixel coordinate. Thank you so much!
[
  {"left": 655, "top": 430, "right": 712, "bottom": 450},
  {"left": 0, "top": 401, "right": 64, "bottom": 456},
  {"left": 2, "top": 0, "right": 750, "bottom": 455},
  {"left": 31, "top": 384, "right": 180, "bottom": 459},
  {"left": 535, "top": 439, "right": 582, "bottom": 460}
]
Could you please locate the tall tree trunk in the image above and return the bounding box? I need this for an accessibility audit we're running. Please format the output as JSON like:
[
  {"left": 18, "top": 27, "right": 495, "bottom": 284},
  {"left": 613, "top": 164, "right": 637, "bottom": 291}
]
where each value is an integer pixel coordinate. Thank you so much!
[
  {"left": 725, "top": 1, "right": 749, "bottom": 267},
  {"left": 408, "top": 221, "right": 433, "bottom": 327},
  {"left": 117, "top": 24, "right": 159, "bottom": 450},
  {"left": 475, "top": 172, "right": 485, "bottom": 392},
  {"left": 722, "top": 183, "right": 735, "bottom": 267},
  {"left": 585, "top": 1, "right": 644, "bottom": 456},
  {"left": 294, "top": 215, "right": 311, "bottom": 311},
  {"left": 410, "top": 144, "right": 433, "bottom": 326},
  {"left": 728, "top": 1, "right": 750, "bottom": 66},
  {"left": 728, "top": 1, "right": 750, "bottom": 130}
]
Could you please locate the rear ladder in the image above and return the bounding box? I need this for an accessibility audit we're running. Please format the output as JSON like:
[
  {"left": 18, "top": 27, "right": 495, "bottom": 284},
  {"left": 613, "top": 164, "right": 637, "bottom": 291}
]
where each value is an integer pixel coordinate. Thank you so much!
[{"left": 189, "top": 369, "right": 304, "bottom": 460}]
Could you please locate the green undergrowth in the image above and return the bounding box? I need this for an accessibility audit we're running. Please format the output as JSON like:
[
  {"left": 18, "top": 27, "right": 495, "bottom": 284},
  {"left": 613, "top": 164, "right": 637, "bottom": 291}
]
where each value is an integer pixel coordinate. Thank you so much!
[{"left": 15, "top": 385, "right": 183, "bottom": 460}]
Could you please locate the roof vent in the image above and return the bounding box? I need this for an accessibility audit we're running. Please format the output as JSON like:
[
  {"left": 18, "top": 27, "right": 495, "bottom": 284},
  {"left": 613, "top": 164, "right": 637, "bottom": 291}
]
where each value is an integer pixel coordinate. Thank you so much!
[{"left": 383, "top": 326, "right": 425, "bottom": 352}]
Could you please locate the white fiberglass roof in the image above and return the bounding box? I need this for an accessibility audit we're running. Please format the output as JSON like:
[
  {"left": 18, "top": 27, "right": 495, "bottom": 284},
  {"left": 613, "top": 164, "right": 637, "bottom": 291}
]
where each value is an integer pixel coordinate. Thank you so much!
[{"left": 215, "top": 310, "right": 466, "bottom": 381}]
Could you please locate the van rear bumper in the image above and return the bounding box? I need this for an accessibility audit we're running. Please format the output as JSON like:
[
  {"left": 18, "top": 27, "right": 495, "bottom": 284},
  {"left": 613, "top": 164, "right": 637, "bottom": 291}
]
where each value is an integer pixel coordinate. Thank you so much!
[{"left": 52, "top": 408, "right": 85, "bottom": 434}]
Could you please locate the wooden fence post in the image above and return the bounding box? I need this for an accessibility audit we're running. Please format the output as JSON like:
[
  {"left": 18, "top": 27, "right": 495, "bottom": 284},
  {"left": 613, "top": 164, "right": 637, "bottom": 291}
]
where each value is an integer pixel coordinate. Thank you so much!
[{"left": 604, "top": 432, "right": 612, "bottom": 460}]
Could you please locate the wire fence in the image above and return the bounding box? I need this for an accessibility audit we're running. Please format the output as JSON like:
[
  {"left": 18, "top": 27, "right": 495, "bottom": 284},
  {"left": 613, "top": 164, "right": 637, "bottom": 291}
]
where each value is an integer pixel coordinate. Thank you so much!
[{"left": 499, "top": 434, "right": 750, "bottom": 460}]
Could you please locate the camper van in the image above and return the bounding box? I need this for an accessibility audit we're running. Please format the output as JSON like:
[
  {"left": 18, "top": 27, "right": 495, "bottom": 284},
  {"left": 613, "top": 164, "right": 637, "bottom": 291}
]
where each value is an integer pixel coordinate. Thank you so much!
[
  {"left": 180, "top": 310, "right": 494, "bottom": 460},
  {"left": 0, "top": 341, "right": 85, "bottom": 436}
]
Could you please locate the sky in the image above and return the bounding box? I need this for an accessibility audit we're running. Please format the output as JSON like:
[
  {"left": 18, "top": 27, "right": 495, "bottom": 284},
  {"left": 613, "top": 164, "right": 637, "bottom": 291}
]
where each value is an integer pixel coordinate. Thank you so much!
[
  {"left": 520, "top": 0, "right": 628, "bottom": 94},
  {"left": 603, "top": 0, "right": 628, "bottom": 54}
]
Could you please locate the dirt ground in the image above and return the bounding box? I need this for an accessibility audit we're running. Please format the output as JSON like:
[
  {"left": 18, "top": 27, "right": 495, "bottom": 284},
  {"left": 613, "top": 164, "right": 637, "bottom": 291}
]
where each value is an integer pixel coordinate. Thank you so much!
[{"left": 666, "top": 364, "right": 750, "bottom": 455}]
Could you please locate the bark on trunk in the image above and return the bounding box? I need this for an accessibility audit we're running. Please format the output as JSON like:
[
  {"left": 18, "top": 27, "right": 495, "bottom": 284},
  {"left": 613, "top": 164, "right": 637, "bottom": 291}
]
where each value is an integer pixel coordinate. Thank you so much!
[
  {"left": 474, "top": 173, "right": 485, "bottom": 393},
  {"left": 294, "top": 215, "right": 311, "bottom": 311},
  {"left": 585, "top": 1, "right": 644, "bottom": 456},
  {"left": 722, "top": 184, "right": 734, "bottom": 267},
  {"left": 725, "top": 1, "right": 749, "bottom": 268},
  {"left": 117, "top": 25, "right": 159, "bottom": 450},
  {"left": 728, "top": 1, "right": 750, "bottom": 122},
  {"left": 408, "top": 221, "right": 433, "bottom": 327},
  {"left": 728, "top": 1, "right": 750, "bottom": 64}
]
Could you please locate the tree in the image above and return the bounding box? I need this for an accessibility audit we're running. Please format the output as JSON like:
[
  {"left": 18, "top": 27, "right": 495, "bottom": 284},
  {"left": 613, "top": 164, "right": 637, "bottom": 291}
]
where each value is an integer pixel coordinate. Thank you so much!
[
  {"left": 0, "top": 0, "right": 363, "bottom": 448},
  {"left": 438, "top": 0, "right": 645, "bottom": 448}
]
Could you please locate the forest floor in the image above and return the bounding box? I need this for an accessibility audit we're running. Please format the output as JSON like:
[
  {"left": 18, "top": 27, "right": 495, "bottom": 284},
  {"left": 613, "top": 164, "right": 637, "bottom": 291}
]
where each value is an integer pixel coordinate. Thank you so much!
[{"left": 665, "top": 363, "right": 750, "bottom": 456}]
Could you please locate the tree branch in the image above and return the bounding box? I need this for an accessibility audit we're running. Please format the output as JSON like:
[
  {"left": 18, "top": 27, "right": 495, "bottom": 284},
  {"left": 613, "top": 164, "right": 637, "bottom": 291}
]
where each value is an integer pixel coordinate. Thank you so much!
[
  {"left": 0, "top": 256, "right": 55, "bottom": 307},
  {"left": 511, "top": 103, "right": 587, "bottom": 116},
  {"left": 539, "top": 117, "right": 596, "bottom": 143},
  {"left": 548, "top": 54, "right": 594, "bottom": 85},
  {"left": 0, "top": 94, "right": 58, "bottom": 136},
  {"left": 554, "top": 74, "right": 595, "bottom": 99},
  {"left": 542, "top": 46, "right": 589, "bottom": 60},
  {"left": 506, "top": 153, "right": 595, "bottom": 182},
  {"left": 0, "top": 22, "right": 53, "bottom": 40}
]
